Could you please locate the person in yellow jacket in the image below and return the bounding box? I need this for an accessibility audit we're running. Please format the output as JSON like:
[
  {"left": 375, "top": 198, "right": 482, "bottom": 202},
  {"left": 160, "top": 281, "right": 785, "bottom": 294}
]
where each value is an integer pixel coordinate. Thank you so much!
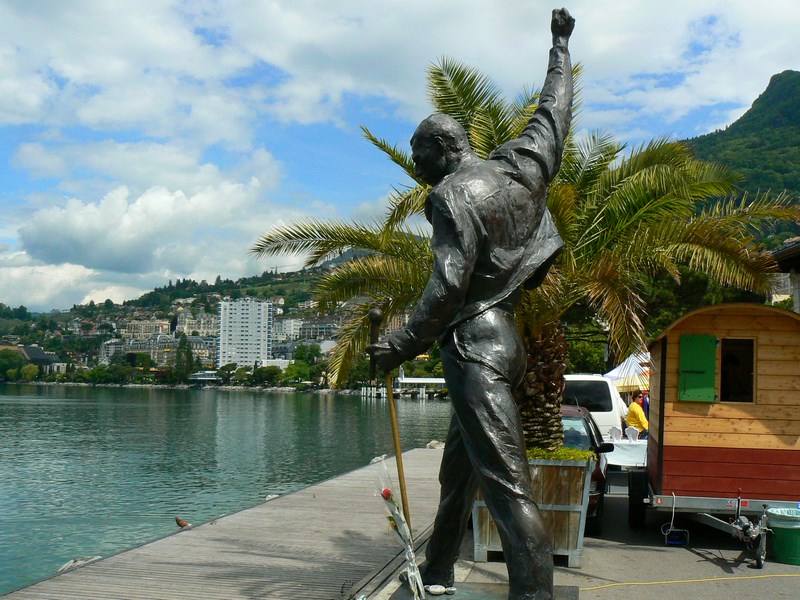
[{"left": 626, "top": 390, "right": 649, "bottom": 439}]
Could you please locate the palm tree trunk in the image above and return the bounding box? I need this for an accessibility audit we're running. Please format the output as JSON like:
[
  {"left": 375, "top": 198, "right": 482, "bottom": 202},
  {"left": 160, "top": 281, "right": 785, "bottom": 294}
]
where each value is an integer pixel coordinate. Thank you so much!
[{"left": 517, "top": 321, "right": 568, "bottom": 452}]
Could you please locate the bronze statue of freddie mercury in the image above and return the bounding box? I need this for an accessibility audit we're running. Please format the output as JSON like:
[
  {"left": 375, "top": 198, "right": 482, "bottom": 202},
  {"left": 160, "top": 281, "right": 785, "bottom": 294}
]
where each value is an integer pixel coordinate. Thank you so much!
[{"left": 369, "top": 8, "right": 574, "bottom": 599}]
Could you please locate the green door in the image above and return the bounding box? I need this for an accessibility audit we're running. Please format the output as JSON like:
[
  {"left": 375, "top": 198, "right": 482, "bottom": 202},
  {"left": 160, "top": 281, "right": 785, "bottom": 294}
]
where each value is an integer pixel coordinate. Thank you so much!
[{"left": 678, "top": 334, "right": 717, "bottom": 402}]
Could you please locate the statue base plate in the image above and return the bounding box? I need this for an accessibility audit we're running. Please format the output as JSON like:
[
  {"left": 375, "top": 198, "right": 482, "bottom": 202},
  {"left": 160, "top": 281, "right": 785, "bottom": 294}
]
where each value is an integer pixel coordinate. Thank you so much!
[{"left": 389, "top": 582, "right": 579, "bottom": 599}]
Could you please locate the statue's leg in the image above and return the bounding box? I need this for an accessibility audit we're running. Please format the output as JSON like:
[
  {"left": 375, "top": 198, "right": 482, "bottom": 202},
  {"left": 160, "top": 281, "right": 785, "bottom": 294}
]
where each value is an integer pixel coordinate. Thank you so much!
[
  {"left": 443, "top": 345, "right": 554, "bottom": 600},
  {"left": 419, "top": 412, "right": 479, "bottom": 585}
]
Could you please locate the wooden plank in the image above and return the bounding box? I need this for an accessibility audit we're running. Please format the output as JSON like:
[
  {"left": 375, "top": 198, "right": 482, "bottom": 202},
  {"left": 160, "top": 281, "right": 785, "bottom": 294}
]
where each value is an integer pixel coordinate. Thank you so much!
[
  {"left": 660, "top": 475, "right": 800, "bottom": 500},
  {"left": 646, "top": 441, "right": 659, "bottom": 473},
  {"left": 662, "top": 459, "right": 800, "bottom": 481},
  {"left": 757, "top": 359, "right": 800, "bottom": 377},
  {"left": 670, "top": 313, "right": 800, "bottom": 334},
  {"left": 663, "top": 401, "right": 800, "bottom": 417},
  {"left": 532, "top": 463, "right": 585, "bottom": 506},
  {"left": 659, "top": 388, "right": 797, "bottom": 406},
  {"left": 751, "top": 332, "right": 800, "bottom": 346},
  {"left": 708, "top": 315, "right": 794, "bottom": 331},
  {"left": 759, "top": 344, "right": 800, "bottom": 361},
  {"left": 663, "top": 445, "right": 800, "bottom": 466},
  {"left": 667, "top": 331, "right": 799, "bottom": 348},
  {"left": 5, "top": 449, "right": 445, "bottom": 600},
  {"left": 663, "top": 415, "right": 800, "bottom": 436},
  {"left": 754, "top": 375, "right": 800, "bottom": 391},
  {"left": 663, "top": 430, "right": 800, "bottom": 450}
]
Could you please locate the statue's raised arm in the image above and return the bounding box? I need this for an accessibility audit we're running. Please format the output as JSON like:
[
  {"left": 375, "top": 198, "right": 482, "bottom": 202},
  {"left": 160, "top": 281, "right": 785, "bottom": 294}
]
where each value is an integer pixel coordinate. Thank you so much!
[{"left": 492, "top": 7, "right": 574, "bottom": 184}]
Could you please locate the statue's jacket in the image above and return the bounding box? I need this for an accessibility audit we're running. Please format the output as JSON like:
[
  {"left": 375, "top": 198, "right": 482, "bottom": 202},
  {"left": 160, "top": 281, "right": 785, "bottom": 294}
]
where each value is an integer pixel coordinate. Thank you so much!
[{"left": 390, "top": 44, "right": 572, "bottom": 370}]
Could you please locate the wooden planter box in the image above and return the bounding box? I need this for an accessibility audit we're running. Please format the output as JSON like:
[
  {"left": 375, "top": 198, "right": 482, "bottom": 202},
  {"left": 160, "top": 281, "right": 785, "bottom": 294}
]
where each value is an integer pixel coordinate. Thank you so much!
[{"left": 472, "top": 458, "right": 595, "bottom": 568}]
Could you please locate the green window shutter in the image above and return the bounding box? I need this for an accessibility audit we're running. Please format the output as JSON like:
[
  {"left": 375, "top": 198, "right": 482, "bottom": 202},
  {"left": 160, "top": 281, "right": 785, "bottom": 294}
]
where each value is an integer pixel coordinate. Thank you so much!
[{"left": 678, "top": 334, "right": 717, "bottom": 402}]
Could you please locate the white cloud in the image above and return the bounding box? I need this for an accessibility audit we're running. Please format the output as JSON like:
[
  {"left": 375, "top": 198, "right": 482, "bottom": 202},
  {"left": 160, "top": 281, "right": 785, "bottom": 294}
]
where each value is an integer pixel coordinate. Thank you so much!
[
  {"left": 80, "top": 285, "right": 147, "bottom": 307},
  {"left": 0, "top": 263, "right": 98, "bottom": 310},
  {"left": 3, "top": 1, "right": 799, "bottom": 137},
  {"left": 19, "top": 181, "right": 258, "bottom": 273},
  {"left": 12, "top": 143, "right": 68, "bottom": 178},
  {"left": 6, "top": 173, "right": 319, "bottom": 310},
  {"left": 0, "top": 0, "right": 255, "bottom": 147},
  {"left": 13, "top": 140, "right": 283, "bottom": 199},
  {"left": 2, "top": 0, "right": 800, "bottom": 313}
]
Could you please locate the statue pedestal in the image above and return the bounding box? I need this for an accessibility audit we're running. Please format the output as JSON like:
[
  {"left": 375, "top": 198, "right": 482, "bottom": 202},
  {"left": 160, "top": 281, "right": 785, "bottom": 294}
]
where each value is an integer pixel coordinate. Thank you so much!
[{"left": 389, "top": 582, "right": 579, "bottom": 599}]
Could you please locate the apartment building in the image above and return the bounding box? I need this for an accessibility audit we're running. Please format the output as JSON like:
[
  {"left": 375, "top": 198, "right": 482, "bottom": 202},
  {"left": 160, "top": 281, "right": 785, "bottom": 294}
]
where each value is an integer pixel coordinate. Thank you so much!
[
  {"left": 273, "top": 317, "right": 303, "bottom": 341},
  {"left": 175, "top": 307, "right": 219, "bottom": 337},
  {"left": 299, "top": 317, "right": 339, "bottom": 340},
  {"left": 217, "top": 297, "right": 274, "bottom": 368},
  {"left": 99, "top": 334, "right": 216, "bottom": 368},
  {"left": 121, "top": 318, "right": 170, "bottom": 340}
]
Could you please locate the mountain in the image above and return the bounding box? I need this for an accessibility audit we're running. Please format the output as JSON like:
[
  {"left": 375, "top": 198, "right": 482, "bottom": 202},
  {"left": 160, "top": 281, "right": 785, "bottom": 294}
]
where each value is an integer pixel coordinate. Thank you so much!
[{"left": 687, "top": 70, "right": 800, "bottom": 199}]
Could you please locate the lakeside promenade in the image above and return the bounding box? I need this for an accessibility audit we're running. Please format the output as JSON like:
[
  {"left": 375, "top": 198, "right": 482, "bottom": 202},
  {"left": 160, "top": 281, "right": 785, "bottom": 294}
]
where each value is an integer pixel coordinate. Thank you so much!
[
  {"left": 6, "top": 446, "right": 800, "bottom": 599},
  {"left": 4, "top": 449, "right": 443, "bottom": 600}
]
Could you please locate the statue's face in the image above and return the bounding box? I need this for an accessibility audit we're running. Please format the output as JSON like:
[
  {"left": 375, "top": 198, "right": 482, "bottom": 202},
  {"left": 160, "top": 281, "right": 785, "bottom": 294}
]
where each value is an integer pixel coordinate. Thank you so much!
[{"left": 411, "top": 134, "right": 447, "bottom": 186}]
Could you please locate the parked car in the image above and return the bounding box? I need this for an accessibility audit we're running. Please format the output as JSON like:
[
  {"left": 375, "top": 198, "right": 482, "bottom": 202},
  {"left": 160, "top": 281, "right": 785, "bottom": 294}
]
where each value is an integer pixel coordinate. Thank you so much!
[
  {"left": 561, "top": 405, "right": 615, "bottom": 535},
  {"left": 563, "top": 374, "right": 629, "bottom": 441}
]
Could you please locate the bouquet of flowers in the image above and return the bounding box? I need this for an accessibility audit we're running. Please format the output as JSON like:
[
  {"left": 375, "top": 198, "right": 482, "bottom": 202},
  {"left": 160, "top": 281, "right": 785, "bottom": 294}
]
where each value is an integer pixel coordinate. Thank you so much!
[{"left": 376, "top": 461, "right": 425, "bottom": 599}]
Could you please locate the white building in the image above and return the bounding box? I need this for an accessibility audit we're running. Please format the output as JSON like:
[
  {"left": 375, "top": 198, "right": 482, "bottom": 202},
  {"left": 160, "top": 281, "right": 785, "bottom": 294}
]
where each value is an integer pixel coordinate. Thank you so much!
[
  {"left": 217, "top": 297, "right": 274, "bottom": 368},
  {"left": 122, "top": 318, "right": 170, "bottom": 340},
  {"left": 99, "top": 339, "right": 125, "bottom": 364},
  {"left": 175, "top": 307, "right": 219, "bottom": 337},
  {"left": 273, "top": 317, "right": 304, "bottom": 341}
]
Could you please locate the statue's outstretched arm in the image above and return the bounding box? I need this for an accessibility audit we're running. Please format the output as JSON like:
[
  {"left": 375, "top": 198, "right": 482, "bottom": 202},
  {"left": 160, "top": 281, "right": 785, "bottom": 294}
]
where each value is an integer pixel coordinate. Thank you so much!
[
  {"left": 493, "top": 8, "right": 574, "bottom": 183},
  {"left": 537, "top": 7, "right": 574, "bottom": 162}
]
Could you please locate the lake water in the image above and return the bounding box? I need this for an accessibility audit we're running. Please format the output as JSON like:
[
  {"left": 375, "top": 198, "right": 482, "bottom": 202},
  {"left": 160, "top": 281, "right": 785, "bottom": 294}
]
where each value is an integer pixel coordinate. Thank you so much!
[{"left": 0, "top": 384, "right": 452, "bottom": 595}]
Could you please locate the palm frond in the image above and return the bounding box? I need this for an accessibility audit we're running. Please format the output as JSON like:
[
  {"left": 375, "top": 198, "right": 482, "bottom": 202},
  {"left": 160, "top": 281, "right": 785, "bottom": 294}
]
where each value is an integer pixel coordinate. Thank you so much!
[
  {"left": 251, "top": 219, "right": 431, "bottom": 268},
  {"left": 427, "top": 57, "right": 505, "bottom": 135},
  {"left": 361, "top": 126, "right": 418, "bottom": 182},
  {"left": 326, "top": 293, "right": 421, "bottom": 387},
  {"left": 558, "top": 131, "right": 621, "bottom": 192},
  {"left": 574, "top": 141, "right": 740, "bottom": 255},
  {"left": 315, "top": 254, "right": 431, "bottom": 312},
  {"left": 469, "top": 102, "right": 518, "bottom": 158},
  {"left": 698, "top": 191, "right": 800, "bottom": 237},
  {"left": 667, "top": 236, "right": 777, "bottom": 294},
  {"left": 385, "top": 185, "right": 430, "bottom": 229},
  {"left": 325, "top": 308, "right": 373, "bottom": 388},
  {"left": 251, "top": 220, "right": 384, "bottom": 267},
  {"left": 546, "top": 180, "right": 580, "bottom": 247},
  {"left": 567, "top": 249, "right": 646, "bottom": 356}
]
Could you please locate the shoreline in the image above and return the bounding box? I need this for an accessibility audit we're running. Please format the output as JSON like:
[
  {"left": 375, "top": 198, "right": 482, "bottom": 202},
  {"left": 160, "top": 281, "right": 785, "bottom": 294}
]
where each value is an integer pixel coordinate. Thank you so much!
[{"left": 2, "top": 380, "right": 361, "bottom": 395}]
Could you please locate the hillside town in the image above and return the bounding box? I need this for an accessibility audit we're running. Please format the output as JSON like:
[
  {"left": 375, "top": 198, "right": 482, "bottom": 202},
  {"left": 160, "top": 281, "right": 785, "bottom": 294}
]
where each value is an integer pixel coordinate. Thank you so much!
[
  {"left": 3, "top": 265, "right": 798, "bottom": 390},
  {"left": 0, "top": 283, "right": 413, "bottom": 388}
]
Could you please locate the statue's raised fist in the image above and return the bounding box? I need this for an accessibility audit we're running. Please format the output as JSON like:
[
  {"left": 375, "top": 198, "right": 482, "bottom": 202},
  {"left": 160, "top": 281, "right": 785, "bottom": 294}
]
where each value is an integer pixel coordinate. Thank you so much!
[{"left": 551, "top": 8, "right": 575, "bottom": 39}]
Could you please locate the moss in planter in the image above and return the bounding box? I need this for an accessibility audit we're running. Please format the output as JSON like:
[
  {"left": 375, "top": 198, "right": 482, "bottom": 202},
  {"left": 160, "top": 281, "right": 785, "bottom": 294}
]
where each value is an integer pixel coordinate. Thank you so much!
[{"left": 527, "top": 447, "right": 595, "bottom": 461}]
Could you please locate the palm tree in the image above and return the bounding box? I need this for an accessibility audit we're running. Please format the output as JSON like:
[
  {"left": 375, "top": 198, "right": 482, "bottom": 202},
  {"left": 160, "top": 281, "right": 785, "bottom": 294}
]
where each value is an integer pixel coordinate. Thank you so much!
[
  {"left": 252, "top": 59, "right": 800, "bottom": 451},
  {"left": 515, "top": 134, "right": 797, "bottom": 450}
]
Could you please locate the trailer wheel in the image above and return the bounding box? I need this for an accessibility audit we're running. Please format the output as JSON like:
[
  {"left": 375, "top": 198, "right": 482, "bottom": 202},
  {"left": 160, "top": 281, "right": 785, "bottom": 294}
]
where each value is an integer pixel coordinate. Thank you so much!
[{"left": 628, "top": 470, "right": 648, "bottom": 529}]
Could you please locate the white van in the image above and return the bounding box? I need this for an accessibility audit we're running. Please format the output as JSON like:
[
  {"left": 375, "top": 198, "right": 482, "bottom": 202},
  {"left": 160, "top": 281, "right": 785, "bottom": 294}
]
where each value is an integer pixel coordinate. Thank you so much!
[{"left": 563, "top": 374, "right": 628, "bottom": 441}]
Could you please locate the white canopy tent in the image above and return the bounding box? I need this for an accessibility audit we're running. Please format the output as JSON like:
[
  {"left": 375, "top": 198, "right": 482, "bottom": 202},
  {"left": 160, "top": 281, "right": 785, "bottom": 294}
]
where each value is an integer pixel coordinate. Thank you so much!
[{"left": 604, "top": 351, "right": 650, "bottom": 393}]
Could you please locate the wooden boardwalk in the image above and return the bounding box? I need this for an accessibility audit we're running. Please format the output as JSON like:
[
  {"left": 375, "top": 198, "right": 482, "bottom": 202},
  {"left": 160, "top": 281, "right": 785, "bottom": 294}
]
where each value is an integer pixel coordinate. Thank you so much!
[{"left": 5, "top": 448, "right": 443, "bottom": 600}]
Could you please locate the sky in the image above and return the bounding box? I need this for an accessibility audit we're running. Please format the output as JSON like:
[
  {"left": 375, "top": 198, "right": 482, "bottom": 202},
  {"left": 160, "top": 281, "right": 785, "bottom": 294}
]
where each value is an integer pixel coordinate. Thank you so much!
[{"left": 1, "top": 1, "right": 798, "bottom": 313}]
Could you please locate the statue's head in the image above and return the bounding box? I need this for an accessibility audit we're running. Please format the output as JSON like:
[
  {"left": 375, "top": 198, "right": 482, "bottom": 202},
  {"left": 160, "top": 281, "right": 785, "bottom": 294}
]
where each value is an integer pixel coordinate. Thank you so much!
[{"left": 410, "top": 113, "right": 470, "bottom": 185}]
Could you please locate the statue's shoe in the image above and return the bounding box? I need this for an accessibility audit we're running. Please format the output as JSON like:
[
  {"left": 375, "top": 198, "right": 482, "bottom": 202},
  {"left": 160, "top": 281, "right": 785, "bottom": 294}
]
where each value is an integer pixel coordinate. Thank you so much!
[{"left": 398, "top": 563, "right": 454, "bottom": 588}]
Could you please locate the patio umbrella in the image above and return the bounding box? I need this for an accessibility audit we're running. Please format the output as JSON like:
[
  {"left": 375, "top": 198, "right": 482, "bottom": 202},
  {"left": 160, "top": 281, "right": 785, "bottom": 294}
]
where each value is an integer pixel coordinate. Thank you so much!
[{"left": 605, "top": 352, "right": 650, "bottom": 393}]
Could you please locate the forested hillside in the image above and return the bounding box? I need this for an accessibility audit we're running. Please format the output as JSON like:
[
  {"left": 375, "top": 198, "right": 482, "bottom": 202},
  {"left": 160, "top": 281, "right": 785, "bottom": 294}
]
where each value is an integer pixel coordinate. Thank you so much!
[{"left": 688, "top": 70, "right": 800, "bottom": 203}]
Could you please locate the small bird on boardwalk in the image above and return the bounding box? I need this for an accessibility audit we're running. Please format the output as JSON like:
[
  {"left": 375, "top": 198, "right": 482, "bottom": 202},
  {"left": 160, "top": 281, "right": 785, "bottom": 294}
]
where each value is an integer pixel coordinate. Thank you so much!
[{"left": 175, "top": 517, "right": 192, "bottom": 529}]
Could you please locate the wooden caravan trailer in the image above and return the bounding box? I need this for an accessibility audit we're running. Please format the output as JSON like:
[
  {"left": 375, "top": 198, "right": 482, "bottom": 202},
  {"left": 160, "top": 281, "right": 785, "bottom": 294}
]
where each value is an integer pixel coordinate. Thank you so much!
[{"left": 630, "top": 303, "right": 800, "bottom": 526}]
